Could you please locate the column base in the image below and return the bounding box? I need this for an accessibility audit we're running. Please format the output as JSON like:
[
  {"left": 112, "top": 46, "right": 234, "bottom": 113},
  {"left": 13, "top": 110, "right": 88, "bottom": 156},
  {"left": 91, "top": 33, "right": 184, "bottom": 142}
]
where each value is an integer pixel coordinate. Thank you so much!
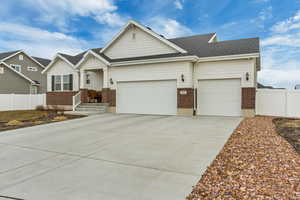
[
  {"left": 107, "top": 106, "right": 116, "bottom": 113},
  {"left": 242, "top": 109, "right": 255, "bottom": 118},
  {"left": 177, "top": 108, "right": 194, "bottom": 116}
]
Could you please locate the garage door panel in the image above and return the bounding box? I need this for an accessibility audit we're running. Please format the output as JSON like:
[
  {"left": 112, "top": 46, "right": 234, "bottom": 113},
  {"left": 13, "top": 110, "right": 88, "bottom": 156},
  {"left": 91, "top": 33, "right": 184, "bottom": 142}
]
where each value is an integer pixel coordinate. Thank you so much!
[
  {"left": 117, "top": 80, "right": 177, "bottom": 115},
  {"left": 197, "top": 79, "right": 241, "bottom": 116}
]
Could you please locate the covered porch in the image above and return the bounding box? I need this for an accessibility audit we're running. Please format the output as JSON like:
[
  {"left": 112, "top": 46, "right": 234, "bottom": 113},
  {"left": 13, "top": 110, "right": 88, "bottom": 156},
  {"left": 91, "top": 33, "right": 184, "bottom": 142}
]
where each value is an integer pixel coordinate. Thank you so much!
[{"left": 79, "top": 67, "right": 108, "bottom": 104}]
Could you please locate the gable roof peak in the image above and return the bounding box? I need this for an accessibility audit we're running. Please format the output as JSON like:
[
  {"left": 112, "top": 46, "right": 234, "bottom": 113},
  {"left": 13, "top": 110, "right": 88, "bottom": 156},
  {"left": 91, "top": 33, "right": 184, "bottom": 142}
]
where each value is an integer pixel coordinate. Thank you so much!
[{"left": 100, "top": 20, "right": 188, "bottom": 54}]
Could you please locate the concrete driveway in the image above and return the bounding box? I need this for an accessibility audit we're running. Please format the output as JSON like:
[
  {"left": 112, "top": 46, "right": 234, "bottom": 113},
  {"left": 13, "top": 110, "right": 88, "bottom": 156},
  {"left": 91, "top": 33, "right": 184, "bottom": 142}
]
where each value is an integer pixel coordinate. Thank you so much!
[{"left": 0, "top": 114, "right": 241, "bottom": 200}]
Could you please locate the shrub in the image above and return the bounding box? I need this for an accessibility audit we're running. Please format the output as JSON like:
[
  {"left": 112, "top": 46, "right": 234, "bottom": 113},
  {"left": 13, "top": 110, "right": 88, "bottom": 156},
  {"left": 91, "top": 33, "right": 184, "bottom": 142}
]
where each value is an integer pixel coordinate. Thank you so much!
[
  {"left": 53, "top": 116, "right": 68, "bottom": 121},
  {"left": 6, "top": 120, "right": 23, "bottom": 126},
  {"left": 36, "top": 105, "right": 45, "bottom": 111}
]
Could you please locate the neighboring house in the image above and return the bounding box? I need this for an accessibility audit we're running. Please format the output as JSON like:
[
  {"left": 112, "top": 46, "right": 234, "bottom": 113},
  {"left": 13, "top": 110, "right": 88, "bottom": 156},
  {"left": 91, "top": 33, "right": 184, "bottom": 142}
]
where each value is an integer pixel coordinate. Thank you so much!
[
  {"left": 0, "top": 50, "right": 50, "bottom": 94},
  {"left": 42, "top": 20, "right": 260, "bottom": 117}
]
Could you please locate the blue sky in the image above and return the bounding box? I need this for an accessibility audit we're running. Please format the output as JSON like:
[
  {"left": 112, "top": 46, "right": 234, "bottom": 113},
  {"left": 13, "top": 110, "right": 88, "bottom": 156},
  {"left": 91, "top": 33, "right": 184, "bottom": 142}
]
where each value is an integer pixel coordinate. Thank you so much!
[{"left": 0, "top": 0, "right": 300, "bottom": 88}]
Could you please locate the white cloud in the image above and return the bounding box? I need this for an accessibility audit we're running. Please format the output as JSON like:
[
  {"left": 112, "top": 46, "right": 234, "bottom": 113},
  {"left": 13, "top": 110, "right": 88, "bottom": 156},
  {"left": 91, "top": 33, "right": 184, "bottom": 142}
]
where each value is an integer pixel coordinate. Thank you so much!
[
  {"left": 174, "top": 0, "right": 183, "bottom": 10},
  {"left": 24, "top": 0, "right": 125, "bottom": 29},
  {"left": 95, "top": 13, "right": 128, "bottom": 27},
  {"left": 271, "top": 11, "right": 300, "bottom": 33},
  {"left": 145, "top": 17, "right": 192, "bottom": 38},
  {"left": 259, "top": 10, "right": 300, "bottom": 88},
  {"left": 0, "top": 22, "right": 87, "bottom": 58}
]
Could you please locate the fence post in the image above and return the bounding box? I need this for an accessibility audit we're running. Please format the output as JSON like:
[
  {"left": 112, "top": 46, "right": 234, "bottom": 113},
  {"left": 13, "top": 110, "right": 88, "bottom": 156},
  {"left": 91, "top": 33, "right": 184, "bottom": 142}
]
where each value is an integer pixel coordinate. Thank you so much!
[{"left": 285, "top": 90, "right": 288, "bottom": 117}]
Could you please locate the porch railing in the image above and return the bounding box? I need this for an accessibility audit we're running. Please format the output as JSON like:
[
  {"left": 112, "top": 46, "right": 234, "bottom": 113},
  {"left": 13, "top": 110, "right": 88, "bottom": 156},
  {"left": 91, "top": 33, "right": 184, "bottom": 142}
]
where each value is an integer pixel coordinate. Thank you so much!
[{"left": 72, "top": 91, "right": 81, "bottom": 111}]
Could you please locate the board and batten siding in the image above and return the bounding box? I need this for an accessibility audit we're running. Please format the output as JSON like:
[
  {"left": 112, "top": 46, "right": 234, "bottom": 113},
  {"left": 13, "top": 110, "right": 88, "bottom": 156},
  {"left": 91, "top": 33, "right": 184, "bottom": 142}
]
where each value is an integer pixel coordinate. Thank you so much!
[
  {"left": 194, "top": 59, "right": 256, "bottom": 88},
  {"left": 46, "top": 59, "right": 79, "bottom": 91},
  {"left": 108, "top": 61, "right": 193, "bottom": 89},
  {"left": 79, "top": 55, "right": 107, "bottom": 70},
  {"left": 104, "top": 26, "right": 178, "bottom": 59}
]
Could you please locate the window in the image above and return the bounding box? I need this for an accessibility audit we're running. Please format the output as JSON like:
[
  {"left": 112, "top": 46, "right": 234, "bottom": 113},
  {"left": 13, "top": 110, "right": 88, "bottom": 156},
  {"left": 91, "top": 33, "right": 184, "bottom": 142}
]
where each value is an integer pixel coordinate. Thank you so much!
[
  {"left": 19, "top": 55, "right": 23, "bottom": 60},
  {"left": 63, "top": 75, "right": 70, "bottom": 90},
  {"left": 27, "top": 66, "right": 38, "bottom": 71},
  {"left": 11, "top": 64, "right": 21, "bottom": 72},
  {"left": 54, "top": 75, "right": 61, "bottom": 91},
  {"left": 52, "top": 74, "right": 73, "bottom": 91},
  {"left": 30, "top": 86, "right": 38, "bottom": 94},
  {"left": 0, "top": 67, "right": 4, "bottom": 74},
  {"left": 86, "top": 74, "right": 90, "bottom": 84}
]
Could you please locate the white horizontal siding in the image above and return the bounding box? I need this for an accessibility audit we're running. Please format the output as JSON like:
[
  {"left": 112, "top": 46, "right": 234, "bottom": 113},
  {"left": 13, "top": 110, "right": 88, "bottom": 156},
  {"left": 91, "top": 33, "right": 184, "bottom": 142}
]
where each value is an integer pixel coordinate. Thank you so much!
[
  {"left": 108, "top": 61, "right": 193, "bottom": 89},
  {"left": 194, "top": 59, "right": 256, "bottom": 88},
  {"left": 104, "top": 26, "right": 177, "bottom": 59},
  {"left": 47, "top": 59, "right": 79, "bottom": 91}
]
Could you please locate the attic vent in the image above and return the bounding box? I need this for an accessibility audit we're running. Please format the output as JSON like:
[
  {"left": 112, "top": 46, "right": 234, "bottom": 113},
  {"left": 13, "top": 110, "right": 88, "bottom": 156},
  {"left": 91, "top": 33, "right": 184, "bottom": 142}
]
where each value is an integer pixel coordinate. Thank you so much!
[
  {"left": 146, "top": 26, "right": 152, "bottom": 31},
  {"left": 132, "top": 32, "right": 136, "bottom": 39}
]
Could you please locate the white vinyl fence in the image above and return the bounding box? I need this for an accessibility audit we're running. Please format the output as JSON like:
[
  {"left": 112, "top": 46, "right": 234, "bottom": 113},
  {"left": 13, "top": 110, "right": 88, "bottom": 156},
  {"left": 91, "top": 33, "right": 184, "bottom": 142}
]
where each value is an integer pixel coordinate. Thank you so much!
[
  {"left": 0, "top": 94, "right": 46, "bottom": 111},
  {"left": 256, "top": 89, "right": 300, "bottom": 118}
]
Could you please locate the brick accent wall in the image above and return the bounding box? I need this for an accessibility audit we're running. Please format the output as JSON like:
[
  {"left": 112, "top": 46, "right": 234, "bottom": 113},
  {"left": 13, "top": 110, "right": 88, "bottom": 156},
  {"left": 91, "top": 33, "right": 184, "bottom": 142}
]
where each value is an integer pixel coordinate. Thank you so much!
[
  {"left": 177, "top": 88, "right": 194, "bottom": 108},
  {"left": 80, "top": 89, "right": 88, "bottom": 103},
  {"left": 242, "top": 87, "right": 256, "bottom": 109},
  {"left": 46, "top": 91, "right": 77, "bottom": 105},
  {"left": 102, "top": 88, "right": 116, "bottom": 106}
]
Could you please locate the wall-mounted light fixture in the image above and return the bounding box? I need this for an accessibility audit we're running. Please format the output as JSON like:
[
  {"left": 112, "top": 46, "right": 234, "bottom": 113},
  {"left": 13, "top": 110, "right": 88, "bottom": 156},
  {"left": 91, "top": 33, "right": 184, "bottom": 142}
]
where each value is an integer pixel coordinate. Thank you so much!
[
  {"left": 110, "top": 78, "right": 114, "bottom": 85},
  {"left": 181, "top": 74, "right": 185, "bottom": 82},
  {"left": 245, "top": 72, "right": 250, "bottom": 81}
]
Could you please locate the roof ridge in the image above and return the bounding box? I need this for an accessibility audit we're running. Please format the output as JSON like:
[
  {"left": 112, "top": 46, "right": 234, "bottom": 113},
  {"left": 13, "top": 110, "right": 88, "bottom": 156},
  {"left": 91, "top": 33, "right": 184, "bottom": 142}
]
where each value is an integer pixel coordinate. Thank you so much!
[
  {"left": 212, "top": 37, "right": 259, "bottom": 44},
  {"left": 168, "top": 33, "right": 216, "bottom": 40}
]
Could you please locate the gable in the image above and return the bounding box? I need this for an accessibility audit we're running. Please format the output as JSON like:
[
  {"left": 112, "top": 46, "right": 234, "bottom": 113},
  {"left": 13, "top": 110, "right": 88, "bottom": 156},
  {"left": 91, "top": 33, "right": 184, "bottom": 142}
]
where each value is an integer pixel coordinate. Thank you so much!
[
  {"left": 103, "top": 25, "right": 179, "bottom": 59},
  {"left": 79, "top": 54, "right": 107, "bottom": 70},
  {"left": 47, "top": 58, "right": 76, "bottom": 75}
]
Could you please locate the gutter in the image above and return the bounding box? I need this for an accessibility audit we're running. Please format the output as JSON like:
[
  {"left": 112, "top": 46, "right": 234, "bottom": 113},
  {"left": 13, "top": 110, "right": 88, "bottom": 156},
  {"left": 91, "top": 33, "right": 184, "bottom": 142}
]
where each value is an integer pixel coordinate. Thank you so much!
[{"left": 110, "top": 56, "right": 199, "bottom": 67}]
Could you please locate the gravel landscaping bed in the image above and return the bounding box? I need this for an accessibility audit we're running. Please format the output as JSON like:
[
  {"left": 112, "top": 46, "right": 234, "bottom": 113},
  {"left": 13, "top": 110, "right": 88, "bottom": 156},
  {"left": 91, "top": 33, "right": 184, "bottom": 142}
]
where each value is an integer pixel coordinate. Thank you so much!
[{"left": 187, "top": 116, "right": 300, "bottom": 200}]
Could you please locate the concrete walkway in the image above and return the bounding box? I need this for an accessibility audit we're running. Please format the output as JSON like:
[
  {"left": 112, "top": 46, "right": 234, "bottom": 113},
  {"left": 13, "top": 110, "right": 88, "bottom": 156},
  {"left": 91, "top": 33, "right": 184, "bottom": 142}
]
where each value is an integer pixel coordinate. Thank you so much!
[{"left": 0, "top": 114, "right": 241, "bottom": 200}]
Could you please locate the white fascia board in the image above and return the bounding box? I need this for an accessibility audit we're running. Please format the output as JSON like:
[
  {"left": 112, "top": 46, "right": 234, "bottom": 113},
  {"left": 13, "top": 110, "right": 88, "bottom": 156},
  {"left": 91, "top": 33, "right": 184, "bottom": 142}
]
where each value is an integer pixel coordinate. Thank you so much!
[
  {"left": 42, "top": 54, "right": 75, "bottom": 74},
  {"left": 75, "top": 50, "right": 110, "bottom": 69},
  {"left": 1, "top": 62, "right": 35, "bottom": 84},
  {"left": 111, "top": 56, "right": 198, "bottom": 67},
  {"left": 100, "top": 20, "right": 187, "bottom": 54},
  {"left": 197, "top": 53, "right": 260, "bottom": 62}
]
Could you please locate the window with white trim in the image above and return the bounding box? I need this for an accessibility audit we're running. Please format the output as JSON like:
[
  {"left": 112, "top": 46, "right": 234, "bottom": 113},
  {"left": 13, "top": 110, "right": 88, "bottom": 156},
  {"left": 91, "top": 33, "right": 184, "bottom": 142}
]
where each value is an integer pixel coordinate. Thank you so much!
[
  {"left": 52, "top": 74, "right": 73, "bottom": 91},
  {"left": 27, "top": 66, "right": 38, "bottom": 71},
  {"left": 54, "top": 75, "right": 61, "bottom": 91},
  {"left": 30, "top": 86, "right": 38, "bottom": 94},
  {"left": 0, "top": 67, "right": 4, "bottom": 74},
  {"left": 19, "top": 55, "right": 23, "bottom": 60},
  {"left": 11, "top": 64, "right": 21, "bottom": 72},
  {"left": 63, "top": 75, "right": 70, "bottom": 90}
]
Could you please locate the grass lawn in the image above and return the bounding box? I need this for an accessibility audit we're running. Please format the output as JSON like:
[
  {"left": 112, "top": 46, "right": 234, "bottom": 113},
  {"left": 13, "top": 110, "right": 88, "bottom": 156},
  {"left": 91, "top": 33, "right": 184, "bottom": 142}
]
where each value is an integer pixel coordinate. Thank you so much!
[{"left": 0, "top": 110, "right": 48, "bottom": 122}]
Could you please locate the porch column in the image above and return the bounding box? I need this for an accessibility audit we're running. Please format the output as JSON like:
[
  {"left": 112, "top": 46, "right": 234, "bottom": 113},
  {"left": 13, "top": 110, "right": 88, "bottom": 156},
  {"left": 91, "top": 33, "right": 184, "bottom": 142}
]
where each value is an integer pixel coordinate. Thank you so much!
[
  {"left": 103, "top": 67, "right": 108, "bottom": 88},
  {"left": 80, "top": 69, "right": 86, "bottom": 89}
]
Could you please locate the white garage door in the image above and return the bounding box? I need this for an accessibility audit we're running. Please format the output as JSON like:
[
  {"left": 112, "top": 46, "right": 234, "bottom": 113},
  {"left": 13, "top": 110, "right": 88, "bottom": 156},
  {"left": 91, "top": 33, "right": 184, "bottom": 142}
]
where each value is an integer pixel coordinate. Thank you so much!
[
  {"left": 197, "top": 79, "right": 241, "bottom": 116},
  {"left": 117, "top": 80, "right": 177, "bottom": 115}
]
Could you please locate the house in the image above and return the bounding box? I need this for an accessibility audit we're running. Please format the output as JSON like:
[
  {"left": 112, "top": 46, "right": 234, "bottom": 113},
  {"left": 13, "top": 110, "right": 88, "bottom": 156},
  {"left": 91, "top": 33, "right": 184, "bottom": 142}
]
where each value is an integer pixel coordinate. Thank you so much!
[
  {"left": 42, "top": 20, "right": 260, "bottom": 117},
  {"left": 0, "top": 50, "right": 50, "bottom": 94}
]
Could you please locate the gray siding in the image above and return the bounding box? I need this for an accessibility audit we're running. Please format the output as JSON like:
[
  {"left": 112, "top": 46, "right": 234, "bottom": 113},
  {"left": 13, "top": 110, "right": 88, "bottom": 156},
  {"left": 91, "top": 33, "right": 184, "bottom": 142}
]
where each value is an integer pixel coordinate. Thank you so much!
[
  {"left": 4, "top": 53, "right": 47, "bottom": 93},
  {"left": 0, "top": 64, "right": 31, "bottom": 94}
]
